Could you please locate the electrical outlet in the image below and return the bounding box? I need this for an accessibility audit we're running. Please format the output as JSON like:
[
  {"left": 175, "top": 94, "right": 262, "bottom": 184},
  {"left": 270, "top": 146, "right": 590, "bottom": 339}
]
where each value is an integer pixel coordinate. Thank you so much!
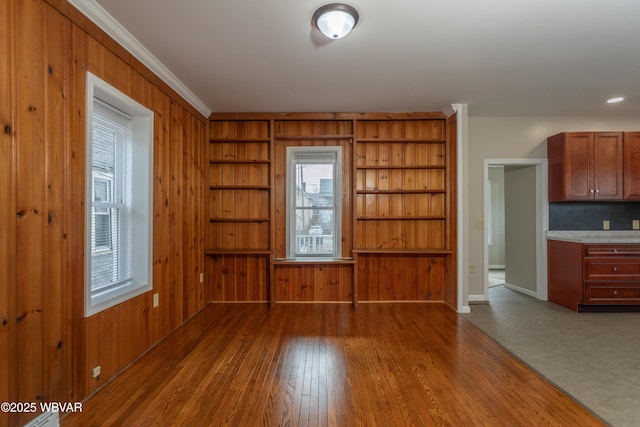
[
  {"left": 200, "top": 272, "right": 204, "bottom": 283},
  {"left": 91, "top": 366, "right": 101, "bottom": 378},
  {"left": 153, "top": 293, "right": 159, "bottom": 308},
  {"left": 603, "top": 220, "right": 610, "bottom": 230},
  {"left": 633, "top": 220, "right": 640, "bottom": 230}
]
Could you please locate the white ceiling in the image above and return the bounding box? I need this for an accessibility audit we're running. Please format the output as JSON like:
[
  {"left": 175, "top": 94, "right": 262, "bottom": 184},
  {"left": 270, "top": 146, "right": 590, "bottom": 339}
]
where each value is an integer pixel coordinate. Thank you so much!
[{"left": 84, "top": 0, "right": 640, "bottom": 117}]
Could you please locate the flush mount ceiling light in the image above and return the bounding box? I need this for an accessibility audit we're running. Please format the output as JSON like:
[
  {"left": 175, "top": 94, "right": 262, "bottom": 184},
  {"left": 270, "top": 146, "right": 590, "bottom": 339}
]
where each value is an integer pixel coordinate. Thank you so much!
[
  {"left": 313, "top": 3, "right": 359, "bottom": 40},
  {"left": 607, "top": 97, "right": 624, "bottom": 104}
]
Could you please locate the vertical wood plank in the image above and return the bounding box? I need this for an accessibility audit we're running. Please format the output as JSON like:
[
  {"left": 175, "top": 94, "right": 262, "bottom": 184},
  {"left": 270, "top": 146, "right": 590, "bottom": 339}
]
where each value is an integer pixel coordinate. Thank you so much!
[
  {"left": 0, "top": 0, "right": 16, "bottom": 424},
  {"left": 83, "top": 315, "right": 101, "bottom": 394},
  {"left": 150, "top": 99, "right": 164, "bottom": 345},
  {"left": 171, "top": 101, "right": 185, "bottom": 324},
  {"left": 43, "top": 4, "right": 70, "bottom": 403},
  {"left": 70, "top": 22, "right": 88, "bottom": 400},
  {"left": 15, "top": 0, "right": 46, "bottom": 414}
]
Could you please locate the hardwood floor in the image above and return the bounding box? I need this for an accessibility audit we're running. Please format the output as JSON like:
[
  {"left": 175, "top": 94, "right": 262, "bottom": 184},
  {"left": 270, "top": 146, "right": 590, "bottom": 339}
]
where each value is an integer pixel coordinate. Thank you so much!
[{"left": 63, "top": 303, "right": 605, "bottom": 426}]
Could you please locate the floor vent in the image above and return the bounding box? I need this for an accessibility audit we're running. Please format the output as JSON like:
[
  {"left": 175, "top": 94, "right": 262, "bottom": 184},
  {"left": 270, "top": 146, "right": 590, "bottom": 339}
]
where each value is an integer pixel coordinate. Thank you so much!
[{"left": 24, "top": 411, "right": 60, "bottom": 427}]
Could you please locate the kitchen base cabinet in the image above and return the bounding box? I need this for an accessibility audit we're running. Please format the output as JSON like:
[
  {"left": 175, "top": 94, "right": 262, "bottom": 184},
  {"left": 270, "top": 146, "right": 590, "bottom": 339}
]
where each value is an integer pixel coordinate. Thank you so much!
[{"left": 548, "top": 240, "right": 640, "bottom": 311}]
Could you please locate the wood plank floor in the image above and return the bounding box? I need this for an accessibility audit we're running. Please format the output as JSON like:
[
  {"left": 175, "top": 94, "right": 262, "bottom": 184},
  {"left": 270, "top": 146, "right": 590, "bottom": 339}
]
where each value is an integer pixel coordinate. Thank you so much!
[{"left": 63, "top": 303, "right": 605, "bottom": 426}]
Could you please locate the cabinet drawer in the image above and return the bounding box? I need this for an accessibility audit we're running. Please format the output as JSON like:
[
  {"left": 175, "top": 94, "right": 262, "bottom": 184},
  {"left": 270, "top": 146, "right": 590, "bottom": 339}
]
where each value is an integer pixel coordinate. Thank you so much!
[
  {"left": 584, "top": 245, "right": 640, "bottom": 256},
  {"left": 584, "top": 258, "right": 640, "bottom": 281},
  {"left": 584, "top": 283, "right": 640, "bottom": 304}
]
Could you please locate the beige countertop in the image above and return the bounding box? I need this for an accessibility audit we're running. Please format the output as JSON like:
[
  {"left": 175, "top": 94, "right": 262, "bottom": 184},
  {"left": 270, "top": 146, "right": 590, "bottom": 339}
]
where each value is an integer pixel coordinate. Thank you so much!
[{"left": 546, "top": 230, "right": 640, "bottom": 244}]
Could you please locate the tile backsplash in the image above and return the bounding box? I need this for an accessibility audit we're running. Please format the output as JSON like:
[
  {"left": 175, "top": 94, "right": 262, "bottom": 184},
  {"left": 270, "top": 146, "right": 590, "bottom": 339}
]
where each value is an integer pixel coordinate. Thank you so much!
[{"left": 549, "top": 202, "right": 640, "bottom": 230}]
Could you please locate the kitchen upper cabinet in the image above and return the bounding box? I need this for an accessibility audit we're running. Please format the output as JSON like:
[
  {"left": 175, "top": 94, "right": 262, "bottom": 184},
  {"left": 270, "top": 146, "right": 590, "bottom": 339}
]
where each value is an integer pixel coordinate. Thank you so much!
[
  {"left": 624, "top": 132, "right": 640, "bottom": 200},
  {"left": 548, "top": 132, "right": 623, "bottom": 201}
]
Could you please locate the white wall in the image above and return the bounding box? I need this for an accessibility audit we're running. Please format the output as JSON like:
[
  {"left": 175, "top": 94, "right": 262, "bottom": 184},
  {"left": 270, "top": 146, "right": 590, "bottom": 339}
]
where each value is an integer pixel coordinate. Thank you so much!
[
  {"left": 488, "top": 167, "right": 505, "bottom": 267},
  {"left": 464, "top": 116, "right": 640, "bottom": 301},
  {"left": 504, "top": 165, "right": 537, "bottom": 292}
]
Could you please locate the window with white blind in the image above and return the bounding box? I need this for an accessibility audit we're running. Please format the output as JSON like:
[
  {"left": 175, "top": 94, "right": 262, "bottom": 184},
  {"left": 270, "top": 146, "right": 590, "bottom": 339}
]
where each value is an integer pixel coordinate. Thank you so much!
[
  {"left": 286, "top": 147, "right": 342, "bottom": 258},
  {"left": 85, "top": 72, "right": 153, "bottom": 317}
]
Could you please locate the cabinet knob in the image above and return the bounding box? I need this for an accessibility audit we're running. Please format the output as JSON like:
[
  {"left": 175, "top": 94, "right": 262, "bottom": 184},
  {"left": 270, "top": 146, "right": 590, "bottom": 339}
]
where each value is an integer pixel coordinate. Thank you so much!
[
  {"left": 613, "top": 249, "right": 618, "bottom": 253},
  {"left": 595, "top": 189, "right": 600, "bottom": 193},
  {"left": 590, "top": 189, "right": 595, "bottom": 193},
  {"left": 612, "top": 267, "right": 618, "bottom": 272},
  {"left": 613, "top": 290, "right": 619, "bottom": 296}
]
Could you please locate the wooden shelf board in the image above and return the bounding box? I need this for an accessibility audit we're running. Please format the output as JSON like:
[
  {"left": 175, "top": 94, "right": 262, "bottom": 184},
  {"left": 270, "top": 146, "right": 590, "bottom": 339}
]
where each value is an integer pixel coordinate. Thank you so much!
[
  {"left": 273, "top": 258, "right": 356, "bottom": 265},
  {"left": 205, "top": 249, "right": 273, "bottom": 255},
  {"left": 209, "top": 138, "right": 270, "bottom": 142},
  {"left": 357, "top": 138, "right": 446, "bottom": 143},
  {"left": 275, "top": 135, "right": 354, "bottom": 141},
  {"left": 209, "top": 218, "right": 271, "bottom": 222},
  {"left": 356, "top": 165, "right": 445, "bottom": 170},
  {"left": 209, "top": 159, "right": 270, "bottom": 164},
  {"left": 209, "top": 185, "right": 270, "bottom": 190},
  {"left": 356, "top": 189, "right": 445, "bottom": 194},
  {"left": 356, "top": 216, "right": 446, "bottom": 221},
  {"left": 352, "top": 249, "right": 452, "bottom": 255}
]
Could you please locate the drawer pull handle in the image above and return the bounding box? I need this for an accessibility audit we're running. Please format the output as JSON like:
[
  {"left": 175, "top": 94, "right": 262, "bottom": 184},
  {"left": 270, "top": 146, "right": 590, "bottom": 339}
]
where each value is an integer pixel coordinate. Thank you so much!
[
  {"left": 613, "top": 290, "right": 619, "bottom": 296},
  {"left": 612, "top": 267, "right": 618, "bottom": 272}
]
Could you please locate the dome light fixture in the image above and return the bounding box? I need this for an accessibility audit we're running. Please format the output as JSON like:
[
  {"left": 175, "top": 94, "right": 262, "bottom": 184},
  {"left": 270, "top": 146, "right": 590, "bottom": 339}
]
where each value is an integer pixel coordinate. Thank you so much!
[
  {"left": 607, "top": 97, "right": 624, "bottom": 104},
  {"left": 313, "top": 3, "right": 359, "bottom": 40}
]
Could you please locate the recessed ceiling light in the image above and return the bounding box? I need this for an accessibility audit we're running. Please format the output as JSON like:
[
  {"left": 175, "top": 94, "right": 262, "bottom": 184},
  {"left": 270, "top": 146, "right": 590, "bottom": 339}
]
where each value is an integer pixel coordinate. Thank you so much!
[{"left": 607, "top": 97, "right": 624, "bottom": 104}]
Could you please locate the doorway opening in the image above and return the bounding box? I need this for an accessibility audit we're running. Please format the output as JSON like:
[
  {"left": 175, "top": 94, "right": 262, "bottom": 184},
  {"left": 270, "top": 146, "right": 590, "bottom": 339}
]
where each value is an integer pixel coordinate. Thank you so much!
[{"left": 483, "top": 159, "right": 548, "bottom": 302}]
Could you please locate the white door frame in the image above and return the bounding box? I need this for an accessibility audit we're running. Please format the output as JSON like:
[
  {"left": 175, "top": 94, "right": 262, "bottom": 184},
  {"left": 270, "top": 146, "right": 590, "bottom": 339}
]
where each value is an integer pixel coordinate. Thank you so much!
[{"left": 482, "top": 159, "right": 549, "bottom": 301}]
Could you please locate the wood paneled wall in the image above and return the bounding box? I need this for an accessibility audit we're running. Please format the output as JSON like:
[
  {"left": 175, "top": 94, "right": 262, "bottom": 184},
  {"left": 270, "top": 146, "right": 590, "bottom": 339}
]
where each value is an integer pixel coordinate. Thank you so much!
[
  {"left": 207, "top": 255, "right": 270, "bottom": 302},
  {"left": 275, "top": 264, "right": 354, "bottom": 302},
  {"left": 356, "top": 254, "right": 445, "bottom": 301},
  {"left": 1, "top": 0, "right": 207, "bottom": 425},
  {"left": 207, "top": 113, "right": 457, "bottom": 305},
  {"left": 273, "top": 120, "right": 354, "bottom": 258}
]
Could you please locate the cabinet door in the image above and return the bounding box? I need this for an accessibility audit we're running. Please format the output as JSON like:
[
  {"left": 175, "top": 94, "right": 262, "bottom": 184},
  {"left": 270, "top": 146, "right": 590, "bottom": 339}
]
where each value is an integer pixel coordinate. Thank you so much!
[
  {"left": 624, "top": 132, "right": 640, "bottom": 200},
  {"left": 562, "top": 133, "right": 593, "bottom": 200},
  {"left": 593, "top": 132, "right": 623, "bottom": 200}
]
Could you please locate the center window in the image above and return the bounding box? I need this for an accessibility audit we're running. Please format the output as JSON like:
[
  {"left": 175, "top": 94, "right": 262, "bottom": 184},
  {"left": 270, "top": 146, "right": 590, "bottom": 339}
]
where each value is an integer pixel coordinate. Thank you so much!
[{"left": 286, "top": 147, "right": 342, "bottom": 258}]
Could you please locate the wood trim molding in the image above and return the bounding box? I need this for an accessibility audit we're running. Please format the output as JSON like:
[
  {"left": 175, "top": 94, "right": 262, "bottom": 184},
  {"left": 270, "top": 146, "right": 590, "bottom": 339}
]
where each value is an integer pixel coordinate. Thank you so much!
[
  {"left": 46, "top": 0, "right": 211, "bottom": 119},
  {"left": 210, "top": 112, "right": 448, "bottom": 121}
]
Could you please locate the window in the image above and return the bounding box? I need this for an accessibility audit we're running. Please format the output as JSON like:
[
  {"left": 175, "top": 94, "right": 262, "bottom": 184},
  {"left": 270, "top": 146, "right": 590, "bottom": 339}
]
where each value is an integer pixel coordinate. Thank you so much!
[
  {"left": 85, "top": 72, "right": 153, "bottom": 317},
  {"left": 92, "top": 173, "right": 113, "bottom": 251},
  {"left": 286, "top": 147, "right": 342, "bottom": 258}
]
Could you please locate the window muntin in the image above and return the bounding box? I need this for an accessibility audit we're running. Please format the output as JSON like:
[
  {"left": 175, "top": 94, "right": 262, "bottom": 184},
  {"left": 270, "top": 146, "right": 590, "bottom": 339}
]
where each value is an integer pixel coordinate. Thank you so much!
[
  {"left": 287, "top": 147, "right": 342, "bottom": 258},
  {"left": 92, "top": 173, "right": 113, "bottom": 251}
]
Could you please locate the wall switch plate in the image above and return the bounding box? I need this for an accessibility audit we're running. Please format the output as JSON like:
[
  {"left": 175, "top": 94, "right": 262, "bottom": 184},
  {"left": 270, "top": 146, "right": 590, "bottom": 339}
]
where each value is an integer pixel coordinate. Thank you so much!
[
  {"left": 633, "top": 220, "right": 640, "bottom": 230},
  {"left": 469, "top": 264, "right": 476, "bottom": 273},
  {"left": 603, "top": 220, "right": 610, "bottom": 230},
  {"left": 153, "top": 293, "right": 159, "bottom": 308},
  {"left": 474, "top": 220, "right": 484, "bottom": 229},
  {"left": 91, "top": 366, "right": 101, "bottom": 378}
]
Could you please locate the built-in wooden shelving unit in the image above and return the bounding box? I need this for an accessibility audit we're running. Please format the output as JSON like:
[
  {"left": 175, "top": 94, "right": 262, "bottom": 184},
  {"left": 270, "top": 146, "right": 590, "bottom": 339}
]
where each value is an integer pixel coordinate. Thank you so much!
[{"left": 207, "top": 113, "right": 457, "bottom": 307}]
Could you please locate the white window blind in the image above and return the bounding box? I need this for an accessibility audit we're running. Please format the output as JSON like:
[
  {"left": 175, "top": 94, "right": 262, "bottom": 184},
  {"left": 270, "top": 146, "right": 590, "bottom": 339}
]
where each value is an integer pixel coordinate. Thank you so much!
[{"left": 90, "top": 100, "right": 133, "bottom": 292}]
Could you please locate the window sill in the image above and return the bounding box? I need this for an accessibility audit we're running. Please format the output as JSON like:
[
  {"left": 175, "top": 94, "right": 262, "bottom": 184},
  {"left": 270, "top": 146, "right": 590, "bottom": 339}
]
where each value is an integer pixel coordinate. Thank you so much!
[
  {"left": 273, "top": 257, "right": 355, "bottom": 265},
  {"left": 86, "top": 280, "right": 151, "bottom": 318}
]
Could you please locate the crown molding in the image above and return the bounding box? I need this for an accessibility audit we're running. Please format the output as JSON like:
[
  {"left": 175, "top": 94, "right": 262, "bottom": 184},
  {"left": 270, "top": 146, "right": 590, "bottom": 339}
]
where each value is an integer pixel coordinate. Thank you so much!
[
  {"left": 443, "top": 104, "right": 457, "bottom": 118},
  {"left": 67, "top": 0, "right": 212, "bottom": 118}
]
